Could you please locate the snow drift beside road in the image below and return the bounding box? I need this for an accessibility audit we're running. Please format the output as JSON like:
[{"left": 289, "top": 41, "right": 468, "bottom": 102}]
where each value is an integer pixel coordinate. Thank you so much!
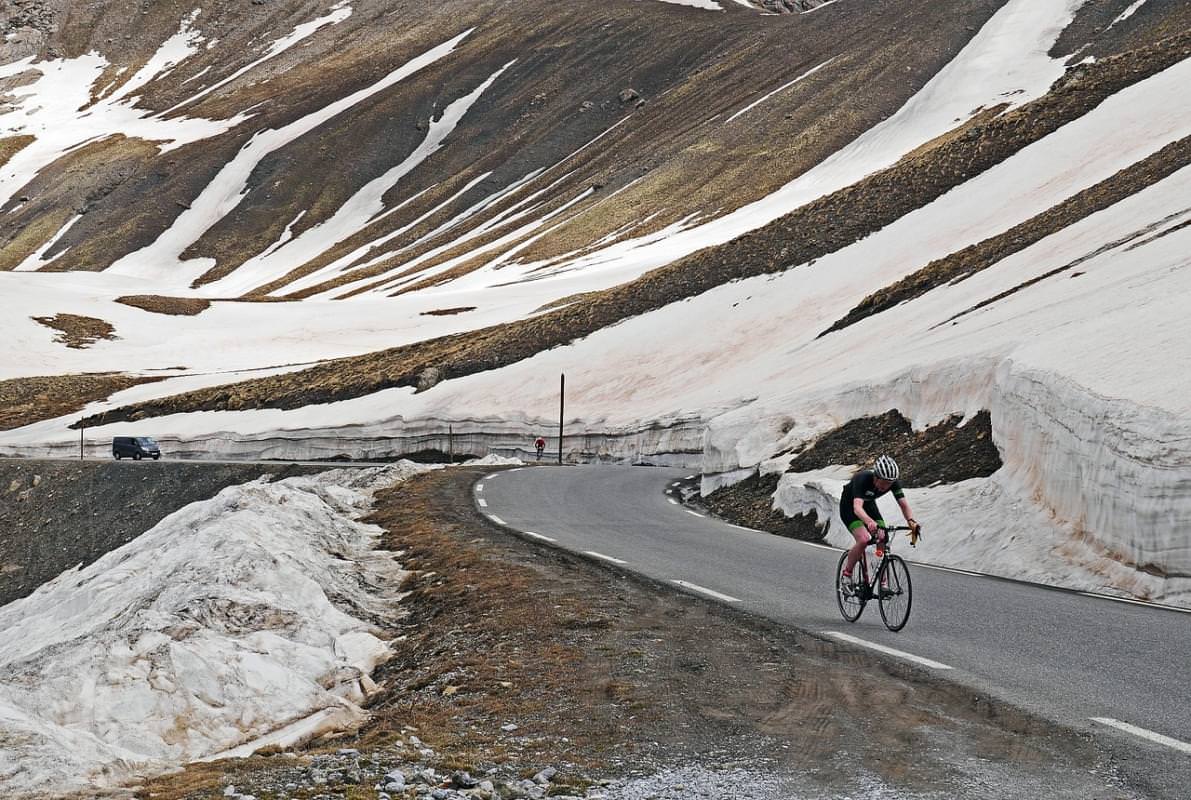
[{"left": 0, "top": 462, "right": 433, "bottom": 799}]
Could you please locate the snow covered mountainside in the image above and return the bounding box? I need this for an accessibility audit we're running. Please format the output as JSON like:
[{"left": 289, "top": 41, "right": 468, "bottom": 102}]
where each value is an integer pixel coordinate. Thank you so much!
[{"left": 1, "top": 1, "right": 1190, "bottom": 605}]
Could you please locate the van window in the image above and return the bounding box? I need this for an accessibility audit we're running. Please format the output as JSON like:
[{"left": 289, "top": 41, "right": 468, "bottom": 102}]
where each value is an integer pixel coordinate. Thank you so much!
[{"left": 136, "top": 437, "right": 157, "bottom": 445}]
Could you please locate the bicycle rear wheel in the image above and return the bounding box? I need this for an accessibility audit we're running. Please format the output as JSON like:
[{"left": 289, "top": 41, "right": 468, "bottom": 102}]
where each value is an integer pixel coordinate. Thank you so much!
[
  {"left": 877, "top": 555, "right": 912, "bottom": 631},
  {"left": 836, "top": 551, "right": 865, "bottom": 622}
]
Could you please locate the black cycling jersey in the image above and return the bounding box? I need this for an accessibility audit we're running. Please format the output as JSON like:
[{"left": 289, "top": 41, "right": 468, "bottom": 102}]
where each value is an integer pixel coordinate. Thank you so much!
[
  {"left": 841, "top": 469, "right": 904, "bottom": 504},
  {"left": 839, "top": 469, "right": 904, "bottom": 531}
]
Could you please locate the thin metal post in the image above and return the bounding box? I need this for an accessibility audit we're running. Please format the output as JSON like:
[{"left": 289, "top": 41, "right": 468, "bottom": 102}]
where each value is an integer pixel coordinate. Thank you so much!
[
  {"left": 448, "top": 424, "right": 454, "bottom": 463},
  {"left": 558, "top": 374, "right": 565, "bottom": 464},
  {"left": 79, "top": 425, "right": 83, "bottom": 461}
]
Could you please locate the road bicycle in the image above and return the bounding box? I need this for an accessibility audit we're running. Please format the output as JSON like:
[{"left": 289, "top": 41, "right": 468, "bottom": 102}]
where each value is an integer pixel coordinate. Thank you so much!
[{"left": 835, "top": 525, "right": 918, "bottom": 632}]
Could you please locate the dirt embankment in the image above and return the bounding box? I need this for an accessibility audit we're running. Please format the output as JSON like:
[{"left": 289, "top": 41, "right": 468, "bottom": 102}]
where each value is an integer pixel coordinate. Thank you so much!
[
  {"left": 135, "top": 467, "right": 1132, "bottom": 800},
  {"left": 0, "top": 459, "right": 332, "bottom": 606}
]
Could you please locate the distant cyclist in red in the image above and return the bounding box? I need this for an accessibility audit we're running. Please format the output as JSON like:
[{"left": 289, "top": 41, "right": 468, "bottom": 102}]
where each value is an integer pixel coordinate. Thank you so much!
[
  {"left": 533, "top": 436, "right": 546, "bottom": 460},
  {"left": 839, "top": 455, "right": 919, "bottom": 589}
]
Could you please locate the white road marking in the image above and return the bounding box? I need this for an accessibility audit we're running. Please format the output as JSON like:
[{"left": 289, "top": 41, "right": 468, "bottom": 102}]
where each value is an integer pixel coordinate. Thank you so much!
[
  {"left": 477, "top": 498, "right": 488, "bottom": 508},
  {"left": 524, "top": 531, "right": 557, "bottom": 542},
  {"left": 729, "top": 524, "right": 757, "bottom": 532},
  {"left": 822, "top": 632, "right": 953, "bottom": 670},
  {"left": 665, "top": 489, "right": 673, "bottom": 494},
  {"left": 684, "top": 510, "right": 704, "bottom": 518},
  {"left": 487, "top": 513, "right": 506, "bottom": 525},
  {"left": 672, "top": 580, "right": 741, "bottom": 603},
  {"left": 1091, "top": 718, "right": 1191, "bottom": 754},
  {"left": 916, "top": 563, "right": 985, "bottom": 577},
  {"left": 485, "top": 473, "right": 498, "bottom": 480},
  {"left": 799, "top": 541, "right": 837, "bottom": 551},
  {"left": 584, "top": 550, "right": 628, "bottom": 565},
  {"left": 684, "top": 474, "right": 696, "bottom": 480},
  {"left": 667, "top": 498, "right": 679, "bottom": 505},
  {"left": 1078, "top": 592, "right": 1191, "bottom": 614},
  {"left": 510, "top": 467, "right": 523, "bottom": 472},
  {"left": 475, "top": 483, "right": 484, "bottom": 492}
]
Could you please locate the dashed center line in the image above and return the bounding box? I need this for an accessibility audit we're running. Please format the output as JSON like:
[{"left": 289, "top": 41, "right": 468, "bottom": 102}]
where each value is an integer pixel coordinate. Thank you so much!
[
  {"left": 1091, "top": 718, "right": 1191, "bottom": 754},
  {"left": 672, "top": 580, "right": 740, "bottom": 603},
  {"left": 584, "top": 550, "right": 628, "bottom": 565},
  {"left": 684, "top": 509, "right": 704, "bottom": 518},
  {"left": 524, "top": 531, "right": 557, "bottom": 543},
  {"left": 475, "top": 483, "right": 484, "bottom": 492},
  {"left": 822, "top": 631, "right": 953, "bottom": 670}
]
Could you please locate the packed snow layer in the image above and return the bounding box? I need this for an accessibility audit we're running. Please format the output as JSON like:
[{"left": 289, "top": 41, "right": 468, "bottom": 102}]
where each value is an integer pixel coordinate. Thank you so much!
[{"left": 0, "top": 463, "right": 433, "bottom": 799}]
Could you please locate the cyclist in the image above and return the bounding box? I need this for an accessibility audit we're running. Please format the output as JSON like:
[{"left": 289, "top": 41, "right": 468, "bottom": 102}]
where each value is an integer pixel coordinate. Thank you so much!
[
  {"left": 534, "top": 436, "right": 546, "bottom": 460},
  {"left": 839, "top": 455, "right": 919, "bottom": 591}
]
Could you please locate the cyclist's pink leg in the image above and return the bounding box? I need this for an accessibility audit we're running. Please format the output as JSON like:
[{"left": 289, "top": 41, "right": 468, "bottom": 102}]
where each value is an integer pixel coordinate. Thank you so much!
[{"left": 843, "top": 526, "right": 872, "bottom": 575}]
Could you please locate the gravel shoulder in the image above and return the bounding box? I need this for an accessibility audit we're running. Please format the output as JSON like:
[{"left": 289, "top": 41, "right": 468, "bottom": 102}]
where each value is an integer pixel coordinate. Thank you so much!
[{"left": 126, "top": 466, "right": 1145, "bottom": 800}]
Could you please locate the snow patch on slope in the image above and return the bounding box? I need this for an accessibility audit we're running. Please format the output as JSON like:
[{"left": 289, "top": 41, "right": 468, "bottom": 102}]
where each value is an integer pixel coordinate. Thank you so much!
[
  {"left": 107, "top": 28, "right": 476, "bottom": 287},
  {"left": 0, "top": 463, "right": 432, "bottom": 799}
]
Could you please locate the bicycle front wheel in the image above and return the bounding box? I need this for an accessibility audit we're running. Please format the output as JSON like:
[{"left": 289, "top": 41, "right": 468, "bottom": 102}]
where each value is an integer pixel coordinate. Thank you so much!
[
  {"left": 836, "top": 551, "right": 864, "bottom": 623},
  {"left": 877, "top": 555, "right": 912, "bottom": 631}
]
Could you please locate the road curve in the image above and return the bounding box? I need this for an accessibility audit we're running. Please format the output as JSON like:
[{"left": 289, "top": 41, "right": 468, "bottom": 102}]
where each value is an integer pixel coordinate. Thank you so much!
[{"left": 476, "top": 464, "right": 1191, "bottom": 768}]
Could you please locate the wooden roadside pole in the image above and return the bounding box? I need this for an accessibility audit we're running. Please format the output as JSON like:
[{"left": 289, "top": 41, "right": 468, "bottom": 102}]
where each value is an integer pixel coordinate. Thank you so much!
[{"left": 558, "top": 373, "right": 565, "bottom": 464}]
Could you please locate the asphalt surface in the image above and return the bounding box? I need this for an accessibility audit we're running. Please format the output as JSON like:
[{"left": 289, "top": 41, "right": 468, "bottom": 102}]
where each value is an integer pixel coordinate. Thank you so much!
[{"left": 476, "top": 464, "right": 1191, "bottom": 770}]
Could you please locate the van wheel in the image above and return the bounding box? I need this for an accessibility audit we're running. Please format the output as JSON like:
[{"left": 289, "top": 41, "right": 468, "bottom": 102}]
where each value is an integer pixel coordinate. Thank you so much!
[
  {"left": 114, "top": 453, "right": 121, "bottom": 460},
  {"left": 152, "top": 455, "right": 160, "bottom": 460},
  {"left": 133, "top": 453, "right": 142, "bottom": 461}
]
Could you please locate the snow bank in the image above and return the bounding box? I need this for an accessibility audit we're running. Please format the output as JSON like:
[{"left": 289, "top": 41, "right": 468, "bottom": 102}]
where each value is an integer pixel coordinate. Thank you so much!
[{"left": 0, "top": 462, "right": 433, "bottom": 799}]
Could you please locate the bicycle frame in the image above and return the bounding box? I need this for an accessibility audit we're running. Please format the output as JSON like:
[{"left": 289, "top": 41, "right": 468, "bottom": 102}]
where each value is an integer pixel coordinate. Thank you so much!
[{"left": 836, "top": 525, "right": 915, "bottom": 631}]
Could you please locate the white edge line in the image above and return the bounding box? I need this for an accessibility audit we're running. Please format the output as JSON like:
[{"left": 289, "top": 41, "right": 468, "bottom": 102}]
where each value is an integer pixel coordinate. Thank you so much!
[
  {"left": 524, "top": 531, "right": 557, "bottom": 542},
  {"left": 916, "top": 563, "right": 986, "bottom": 577},
  {"left": 476, "top": 483, "right": 484, "bottom": 492},
  {"left": 584, "top": 550, "right": 628, "bottom": 565},
  {"left": 487, "top": 513, "right": 506, "bottom": 525},
  {"left": 684, "top": 509, "right": 704, "bottom": 518},
  {"left": 484, "top": 473, "right": 498, "bottom": 480},
  {"left": 799, "top": 541, "right": 836, "bottom": 550},
  {"left": 477, "top": 498, "right": 488, "bottom": 507},
  {"left": 667, "top": 498, "right": 679, "bottom": 505},
  {"left": 684, "top": 474, "right": 696, "bottom": 479},
  {"left": 822, "top": 631, "right": 953, "bottom": 670},
  {"left": 1078, "top": 591, "right": 1191, "bottom": 614},
  {"left": 672, "top": 579, "right": 741, "bottom": 603},
  {"left": 1091, "top": 718, "right": 1191, "bottom": 754}
]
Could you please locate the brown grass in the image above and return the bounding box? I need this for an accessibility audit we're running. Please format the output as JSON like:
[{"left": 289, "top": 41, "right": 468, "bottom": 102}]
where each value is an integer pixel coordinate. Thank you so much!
[
  {"left": 419, "top": 306, "right": 476, "bottom": 316},
  {"left": 115, "top": 295, "right": 212, "bottom": 316},
  {"left": 0, "top": 134, "right": 35, "bottom": 171},
  {"left": 0, "top": 373, "right": 163, "bottom": 431},
  {"left": 31, "top": 313, "right": 117, "bottom": 349}
]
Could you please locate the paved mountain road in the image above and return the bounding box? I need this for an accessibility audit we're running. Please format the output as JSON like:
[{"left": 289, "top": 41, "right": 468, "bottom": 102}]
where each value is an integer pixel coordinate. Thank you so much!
[{"left": 476, "top": 464, "right": 1191, "bottom": 767}]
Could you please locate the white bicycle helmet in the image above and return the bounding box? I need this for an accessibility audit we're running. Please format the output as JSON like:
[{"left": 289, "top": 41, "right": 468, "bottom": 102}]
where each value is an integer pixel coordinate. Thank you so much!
[{"left": 873, "top": 454, "right": 900, "bottom": 481}]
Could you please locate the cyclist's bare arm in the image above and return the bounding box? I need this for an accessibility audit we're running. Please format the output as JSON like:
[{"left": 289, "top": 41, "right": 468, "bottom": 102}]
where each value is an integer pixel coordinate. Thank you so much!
[
  {"left": 853, "top": 498, "right": 879, "bottom": 532},
  {"left": 896, "top": 496, "right": 916, "bottom": 526}
]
